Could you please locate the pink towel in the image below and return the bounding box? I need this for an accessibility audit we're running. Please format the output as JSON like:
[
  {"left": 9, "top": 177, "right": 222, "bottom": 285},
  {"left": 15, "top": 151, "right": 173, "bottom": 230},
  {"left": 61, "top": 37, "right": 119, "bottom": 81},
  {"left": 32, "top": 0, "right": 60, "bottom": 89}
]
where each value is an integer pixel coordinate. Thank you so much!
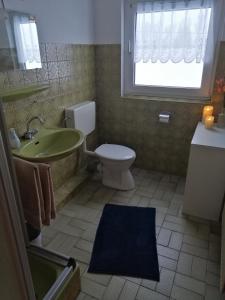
[
  {"left": 38, "top": 163, "right": 56, "bottom": 225},
  {"left": 13, "top": 157, "right": 56, "bottom": 230}
]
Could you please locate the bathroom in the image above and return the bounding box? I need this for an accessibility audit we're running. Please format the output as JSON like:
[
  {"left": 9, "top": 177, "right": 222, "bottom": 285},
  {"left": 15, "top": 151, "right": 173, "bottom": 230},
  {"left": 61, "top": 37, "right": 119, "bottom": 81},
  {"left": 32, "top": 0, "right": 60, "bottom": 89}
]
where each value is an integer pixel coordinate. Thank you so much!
[{"left": 1, "top": 0, "right": 225, "bottom": 299}]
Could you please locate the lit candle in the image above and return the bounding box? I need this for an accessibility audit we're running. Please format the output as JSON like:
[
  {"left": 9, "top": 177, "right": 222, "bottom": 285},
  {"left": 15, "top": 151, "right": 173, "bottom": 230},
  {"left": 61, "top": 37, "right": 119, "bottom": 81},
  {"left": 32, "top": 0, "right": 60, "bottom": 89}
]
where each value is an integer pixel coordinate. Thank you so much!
[
  {"left": 202, "top": 105, "right": 213, "bottom": 123},
  {"left": 204, "top": 116, "right": 214, "bottom": 129}
]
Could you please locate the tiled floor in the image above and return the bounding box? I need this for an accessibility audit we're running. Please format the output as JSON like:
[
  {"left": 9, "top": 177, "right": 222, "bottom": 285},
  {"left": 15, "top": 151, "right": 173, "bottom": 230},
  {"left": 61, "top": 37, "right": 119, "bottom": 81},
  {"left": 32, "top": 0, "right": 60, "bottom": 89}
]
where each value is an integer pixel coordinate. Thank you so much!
[{"left": 42, "top": 168, "right": 223, "bottom": 300}]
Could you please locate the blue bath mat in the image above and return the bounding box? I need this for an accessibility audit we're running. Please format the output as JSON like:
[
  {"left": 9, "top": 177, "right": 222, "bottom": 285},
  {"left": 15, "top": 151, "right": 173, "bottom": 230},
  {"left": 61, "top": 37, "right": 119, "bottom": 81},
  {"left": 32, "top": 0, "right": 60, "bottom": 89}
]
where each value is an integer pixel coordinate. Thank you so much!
[{"left": 88, "top": 204, "right": 160, "bottom": 281}]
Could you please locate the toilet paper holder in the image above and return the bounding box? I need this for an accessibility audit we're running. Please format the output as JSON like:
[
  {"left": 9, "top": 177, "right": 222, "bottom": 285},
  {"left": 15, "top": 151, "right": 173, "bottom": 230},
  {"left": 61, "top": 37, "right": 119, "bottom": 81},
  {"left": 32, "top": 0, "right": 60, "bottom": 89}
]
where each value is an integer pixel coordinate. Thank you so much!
[{"left": 158, "top": 111, "right": 172, "bottom": 123}]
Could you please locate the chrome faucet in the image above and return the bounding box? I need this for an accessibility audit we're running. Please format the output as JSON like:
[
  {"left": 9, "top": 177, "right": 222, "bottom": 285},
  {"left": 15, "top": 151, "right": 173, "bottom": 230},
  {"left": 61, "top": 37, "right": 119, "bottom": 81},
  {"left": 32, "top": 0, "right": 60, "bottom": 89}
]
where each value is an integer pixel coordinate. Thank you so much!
[
  {"left": 62, "top": 116, "right": 71, "bottom": 127},
  {"left": 24, "top": 116, "right": 45, "bottom": 140}
]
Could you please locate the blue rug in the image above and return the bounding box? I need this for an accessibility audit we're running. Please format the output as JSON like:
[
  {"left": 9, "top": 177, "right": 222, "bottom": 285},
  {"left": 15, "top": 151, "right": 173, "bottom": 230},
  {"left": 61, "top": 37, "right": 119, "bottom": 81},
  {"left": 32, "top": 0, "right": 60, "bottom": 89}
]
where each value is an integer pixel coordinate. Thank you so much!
[{"left": 88, "top": 204, "right": 160, "bottom": 281}]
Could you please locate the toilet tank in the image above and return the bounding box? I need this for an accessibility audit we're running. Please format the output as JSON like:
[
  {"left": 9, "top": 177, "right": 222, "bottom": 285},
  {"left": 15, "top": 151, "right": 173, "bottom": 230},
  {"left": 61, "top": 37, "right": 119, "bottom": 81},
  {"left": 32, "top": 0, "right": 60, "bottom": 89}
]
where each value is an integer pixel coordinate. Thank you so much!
[{"left": 65, "top": 101, "right": 96, "bottom": 135}]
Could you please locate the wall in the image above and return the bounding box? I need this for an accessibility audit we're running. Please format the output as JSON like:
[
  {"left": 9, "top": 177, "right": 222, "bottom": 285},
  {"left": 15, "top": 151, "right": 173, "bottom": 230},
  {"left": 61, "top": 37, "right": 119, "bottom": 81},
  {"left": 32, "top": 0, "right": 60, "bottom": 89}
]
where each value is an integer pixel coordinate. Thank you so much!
[
  {"left": 94, "top": 0, "right": 225, "bottom": 176},
  {"left": 0, "top": 1, "right": 97, "bottom": 196},
  {"left": 94, "top": 0, "right": 121, "bottom": 44},
  {"left": 1, "top": 0, "right": 95, "bottom": 44},
  {"left": 2, "top": 43, "right": 96, "bottom": 190},
  {"left": 95, "top": 45, "right": 206, "bottom": 175},
  {"left": 94, "top": 0, "right": 225, "bottom": 43}
]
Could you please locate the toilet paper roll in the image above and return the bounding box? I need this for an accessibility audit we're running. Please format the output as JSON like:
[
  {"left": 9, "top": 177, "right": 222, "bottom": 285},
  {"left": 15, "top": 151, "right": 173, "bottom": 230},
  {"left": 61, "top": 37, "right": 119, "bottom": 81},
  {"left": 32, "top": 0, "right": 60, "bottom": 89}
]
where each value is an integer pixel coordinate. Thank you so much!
[{"left": 159, "top": 113, "right": 170, "bottom": 123}]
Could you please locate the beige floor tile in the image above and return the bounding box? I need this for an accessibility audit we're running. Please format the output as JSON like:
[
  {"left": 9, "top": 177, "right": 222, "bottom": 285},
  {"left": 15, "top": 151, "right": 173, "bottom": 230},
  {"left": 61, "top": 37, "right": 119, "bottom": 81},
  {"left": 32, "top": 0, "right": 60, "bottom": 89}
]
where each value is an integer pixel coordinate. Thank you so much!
[
  {"left": 181, "top": 243, "right": 208, "bottom": 259},
  {"left": 46, "top": 232, "right": 71, "bottom": 251},
  {"left": 205, "top": 271, "right": 220, "bottom": 287},
  {"left": 56, "top": 235, "right": 79, "bottom": 255},
  {"left": 177, "top": 252, "right": 193, "bottom": 276},
  {"left": 158, "top": 255, "right": 177, "bottom": 271},
  {"left": 205, "top": 285, "right": 224, "bottom": 300},
  {"left": 169, "top": 232, "right": 183, "bottom": 250},
  {"left": 141, "top": 278, "right": 157, "bottom": 290},
  {"left": 183, "top": 235, "right": 209, "bottom": 249},
  {"left": 155, "top": 212, "right": 166, "bottom": 227},
  {"left": 206, "top": 261, "right": 220, "bottom": 275},
  {"left": 124, "top": 277, "right": 141, "bottom": 285},
  {"left": 157, "top": 245, "right": 179, "bottom": 260},
  {"left": 82, "top": 224, "right": 98, "bottom": 242},
  {"left": 156, "top": 268, "right": 175, "bottom": 296},
  {"left": 76, "top": 239, "right": 93, "bottom": 253},
  {"left": 103, "top": 276, "right": 125, "bottom": 300},
  {"left": 119, "top": 280, "right": 139, "bottom": 300},
  {"left": 69, "top": 247, "right": 91, "bottom": 264},
  {"left": 157, "top": 228, "right": 172, "bottom": 246},
  {"left": 69, "top": 217, "right": 93, "bottom": 230},
  {"left": 162, "top": 221, "right": 184, "bottom": 233},
  {"left": 171, "top": 285, "right": 203, "bottom": 300},
  {"left": 83, "top": 271, "right": 112, "bottom": 286},
  {"left": 191, "top": 257, "right": 207, "bottom": 281},
  {"left": 174, "top": 273, "right": 205, "bottom": 295},
  {"left": 81, "top": 277, "right": 106, "bottom": 299},
  {"left": 136, "top": 286, "right": 169, "bottom": 300}
]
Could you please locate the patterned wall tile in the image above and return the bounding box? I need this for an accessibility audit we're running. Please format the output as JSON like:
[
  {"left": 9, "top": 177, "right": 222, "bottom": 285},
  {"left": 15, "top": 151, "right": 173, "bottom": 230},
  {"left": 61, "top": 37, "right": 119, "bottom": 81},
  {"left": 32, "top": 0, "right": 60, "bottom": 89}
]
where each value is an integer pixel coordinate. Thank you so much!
[
  {"left": 95, "top": 44, "right": 208, "bottom": 176},
  {"left": 2, "top": 43, "right": 97, "bottom": 191}
]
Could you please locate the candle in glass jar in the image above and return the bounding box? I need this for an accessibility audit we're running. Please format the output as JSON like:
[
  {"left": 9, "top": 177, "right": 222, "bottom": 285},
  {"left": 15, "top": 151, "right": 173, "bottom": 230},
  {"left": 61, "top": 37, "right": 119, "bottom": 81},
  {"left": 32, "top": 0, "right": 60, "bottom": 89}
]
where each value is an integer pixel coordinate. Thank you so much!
[
  {"left": 202, "top": 105, "right": 213, "bottom": 123},
  {"left": 204, "top": 116, "right": 214, "bottom": 129}
]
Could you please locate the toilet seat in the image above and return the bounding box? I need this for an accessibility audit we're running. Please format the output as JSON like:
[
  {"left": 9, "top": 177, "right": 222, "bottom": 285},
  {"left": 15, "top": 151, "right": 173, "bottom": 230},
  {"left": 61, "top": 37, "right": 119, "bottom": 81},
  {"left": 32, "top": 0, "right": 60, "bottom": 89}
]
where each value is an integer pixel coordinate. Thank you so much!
[{"left": 95, "top": 144, "right": 135, "bottom": 161}]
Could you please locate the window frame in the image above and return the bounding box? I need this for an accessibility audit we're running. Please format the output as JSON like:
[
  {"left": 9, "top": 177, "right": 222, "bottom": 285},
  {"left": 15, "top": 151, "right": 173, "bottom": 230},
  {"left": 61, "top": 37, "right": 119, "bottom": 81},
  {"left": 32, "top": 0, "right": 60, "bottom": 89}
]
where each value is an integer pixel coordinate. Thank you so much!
[{"left": 121, "top": 0, "right": 224, "bottom": 100}]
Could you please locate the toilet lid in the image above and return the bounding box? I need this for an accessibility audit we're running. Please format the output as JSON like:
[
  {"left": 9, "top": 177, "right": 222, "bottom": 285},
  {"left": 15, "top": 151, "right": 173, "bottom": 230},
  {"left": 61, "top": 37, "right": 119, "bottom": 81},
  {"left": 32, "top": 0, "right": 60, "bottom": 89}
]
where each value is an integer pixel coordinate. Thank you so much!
[{"left": 95, "top": 144, "right": 136, "bottom": 160}]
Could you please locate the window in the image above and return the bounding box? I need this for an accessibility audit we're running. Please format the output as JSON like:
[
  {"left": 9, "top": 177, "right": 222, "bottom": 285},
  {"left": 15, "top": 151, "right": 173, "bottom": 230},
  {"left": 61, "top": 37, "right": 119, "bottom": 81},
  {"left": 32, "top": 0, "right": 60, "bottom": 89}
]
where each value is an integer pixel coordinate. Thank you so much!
[{"left": 122, "top": 0, "right": 223, "bottom": 99}]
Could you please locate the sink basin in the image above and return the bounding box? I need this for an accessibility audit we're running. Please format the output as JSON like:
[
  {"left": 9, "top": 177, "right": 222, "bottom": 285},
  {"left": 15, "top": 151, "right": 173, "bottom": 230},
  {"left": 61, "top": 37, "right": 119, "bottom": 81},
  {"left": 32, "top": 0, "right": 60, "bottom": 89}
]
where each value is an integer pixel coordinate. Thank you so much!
[{"left": 12, "top": 128, "right": 84, "bottom": 162}]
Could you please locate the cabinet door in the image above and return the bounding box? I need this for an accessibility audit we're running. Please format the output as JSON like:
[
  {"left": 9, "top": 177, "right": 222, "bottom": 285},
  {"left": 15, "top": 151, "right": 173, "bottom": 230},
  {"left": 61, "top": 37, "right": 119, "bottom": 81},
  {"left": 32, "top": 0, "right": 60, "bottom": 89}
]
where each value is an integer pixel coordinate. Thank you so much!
[
  {"left": 221, "top": 204, "right": 225, "bottom": 292},
  {"left": 183, "top": 145, "right": 225, "bottom": 221}
]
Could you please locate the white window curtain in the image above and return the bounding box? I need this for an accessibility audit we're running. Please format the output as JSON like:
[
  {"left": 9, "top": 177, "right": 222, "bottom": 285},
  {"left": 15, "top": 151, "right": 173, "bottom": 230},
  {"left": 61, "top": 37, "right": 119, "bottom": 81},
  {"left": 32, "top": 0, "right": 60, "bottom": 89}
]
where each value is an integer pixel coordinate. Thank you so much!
[
  {"left": 13, "top": 15, "right": 41, "bottom": 69},
  {"left": 134, "top": 0, "right": 212, "bottom": 63}
]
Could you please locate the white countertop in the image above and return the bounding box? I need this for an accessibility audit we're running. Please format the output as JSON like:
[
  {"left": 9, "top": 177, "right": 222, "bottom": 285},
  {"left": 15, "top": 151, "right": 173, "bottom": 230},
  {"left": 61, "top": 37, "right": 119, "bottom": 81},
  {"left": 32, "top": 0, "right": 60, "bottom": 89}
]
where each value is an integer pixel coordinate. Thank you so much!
[{"left": 192, "top": 122, "right": 225, "bottom": 149}]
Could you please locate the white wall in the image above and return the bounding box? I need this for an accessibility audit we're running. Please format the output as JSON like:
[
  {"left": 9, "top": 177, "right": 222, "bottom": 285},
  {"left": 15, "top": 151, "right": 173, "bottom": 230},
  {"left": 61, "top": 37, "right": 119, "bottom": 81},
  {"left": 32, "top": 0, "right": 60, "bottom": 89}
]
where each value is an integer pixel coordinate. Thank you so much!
[
  {"left": 0, "top": 0, "right": 95, "bottom": 44},
  {"left": 94, "top": 0, "right": 121, "bottom": 44},
  {"left": 93, "top": 0, "right": 225, "bottom": 44}
]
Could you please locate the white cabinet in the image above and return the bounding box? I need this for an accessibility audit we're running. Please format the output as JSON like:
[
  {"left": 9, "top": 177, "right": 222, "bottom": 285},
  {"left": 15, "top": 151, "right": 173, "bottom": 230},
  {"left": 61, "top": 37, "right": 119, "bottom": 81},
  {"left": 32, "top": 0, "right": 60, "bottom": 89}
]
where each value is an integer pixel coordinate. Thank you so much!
[{"left": 183, "top": 122, "right": 225, "bottom": 221}]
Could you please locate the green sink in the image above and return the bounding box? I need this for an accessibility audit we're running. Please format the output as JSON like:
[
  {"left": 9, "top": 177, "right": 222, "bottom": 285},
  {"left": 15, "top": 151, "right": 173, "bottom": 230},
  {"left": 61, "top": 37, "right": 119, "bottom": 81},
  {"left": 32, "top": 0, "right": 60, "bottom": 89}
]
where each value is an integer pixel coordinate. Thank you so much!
[{"left": 12, "top": 128, "right": 84, "bottom": 162}]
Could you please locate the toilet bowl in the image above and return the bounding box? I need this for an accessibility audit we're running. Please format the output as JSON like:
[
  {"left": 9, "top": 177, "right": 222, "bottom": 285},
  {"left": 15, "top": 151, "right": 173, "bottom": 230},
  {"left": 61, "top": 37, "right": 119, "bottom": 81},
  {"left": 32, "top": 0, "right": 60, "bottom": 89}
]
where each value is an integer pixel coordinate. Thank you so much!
[
  {"left": 65, "top": 101, "right": 136, "bottom": 190},
  {"left": 95, "top": 144, "right": 136, "bottom": 190}
]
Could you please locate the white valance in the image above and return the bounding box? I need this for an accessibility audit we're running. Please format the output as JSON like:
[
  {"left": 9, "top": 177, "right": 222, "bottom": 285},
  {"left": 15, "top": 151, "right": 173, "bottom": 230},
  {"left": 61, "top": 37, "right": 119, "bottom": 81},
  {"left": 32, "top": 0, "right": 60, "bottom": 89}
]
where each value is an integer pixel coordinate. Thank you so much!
[{"left": 134, "top": 0, "right": 212, "bottom": 63}]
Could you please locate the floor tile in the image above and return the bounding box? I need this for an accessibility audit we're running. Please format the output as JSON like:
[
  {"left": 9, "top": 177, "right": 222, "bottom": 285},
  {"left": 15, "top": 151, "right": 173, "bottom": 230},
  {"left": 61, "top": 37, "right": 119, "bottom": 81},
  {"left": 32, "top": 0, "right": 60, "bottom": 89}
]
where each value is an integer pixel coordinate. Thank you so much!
[
  {"left": 177, "top": 252, "right": 193, "bottom": 276},
  {"left": 118, "top": 280, "right": 139, "bottom": 300},
  {"left": 174, "top": 273, "right": 205, "bottom": 295},
  {"left": 141, "top": 278, "right": 157, "bottom": 290},
  {"left": 156, "top": 268, "right": 175, "bottom": 296},
  {"left": 181, "top": 243, "right": 208, "bottom": 259},
  {"left": 136, "top": 286, "right": 169, "bottom": 300},
  {"left": 158, "top": 255, "right": 177, "bottom": 271},
  {"left": 157, "top": 228, "right": 172, "bottom": 246},
  {"left": 81, "top": 277, "right": 106, "bottom": 299},
  {"left": 41, "top": 167, "right": 223, "bottom": 300},
  {"left": 169, "top": 232, "right": 183, "bottom": 250},
  {"left": 157, "top": 245, "right": 179, "bottom": 260},
  {"left": 171, "top": 285, "right": 203, "bottom": 300},
  {"left": 192, "top": 257, "right": 207, "bottom": 281},
  {"left": 103, "top": 276, "right": 125, "bottom": 300},
  {"left": 205, "top": 285, "right": 224, "bottom": 300}
]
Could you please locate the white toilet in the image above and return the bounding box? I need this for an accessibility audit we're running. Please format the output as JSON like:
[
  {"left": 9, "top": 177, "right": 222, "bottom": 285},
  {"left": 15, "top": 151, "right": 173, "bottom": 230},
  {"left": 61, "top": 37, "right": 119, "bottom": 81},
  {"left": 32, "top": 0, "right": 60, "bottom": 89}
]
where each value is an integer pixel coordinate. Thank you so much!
[{"left": 65, "top": 101, "right": 136, "bottom": 190}]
